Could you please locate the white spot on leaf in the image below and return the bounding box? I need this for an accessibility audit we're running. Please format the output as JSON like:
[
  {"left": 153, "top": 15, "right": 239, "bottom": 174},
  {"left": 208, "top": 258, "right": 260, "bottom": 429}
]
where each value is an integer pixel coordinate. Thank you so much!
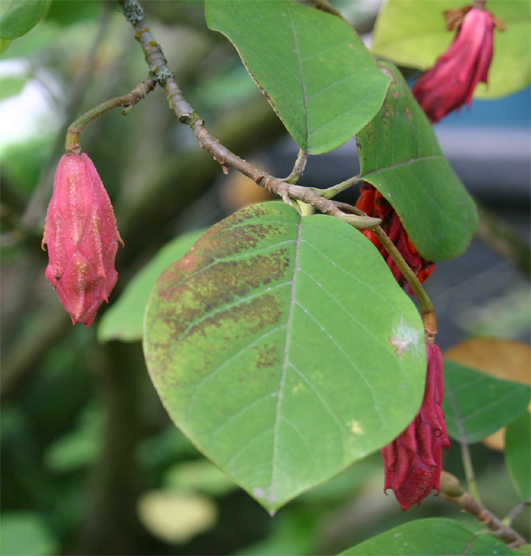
[
  {"left": 347, "top": 420, "right": 364, "bottom": 435},
  {"left": 389, "top": 319, "right": 422, "bottom": 358}
]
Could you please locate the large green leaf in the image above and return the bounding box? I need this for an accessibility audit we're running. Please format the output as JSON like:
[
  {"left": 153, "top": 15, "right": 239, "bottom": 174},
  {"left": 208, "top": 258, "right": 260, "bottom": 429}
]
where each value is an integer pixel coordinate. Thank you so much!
[
  {"left": 505, "top": 412, "right": 531, "bottom": 499},
  {"left": 372, "top": 0, "right": 530, "bottom": 99},
  {"left": 98, "top": 229, "right": 206, "bottom": 343},
  {"left": 340, "top": 518, "right": 513, "bottom": 555},
  {"left": 443, "top": 360, "right": 531, "bottom": 444},
  {"left": 357, "top": 63, "right": 477, "bottom": 262},
  {"left": 206, "top": 0, "right": 390, "bottom": 155},
  {"left": 0, "top": 0, "right": 49, "bottom": 40},
  {"left": 144, "top": 202, "right": 425, "bottom": 513}
]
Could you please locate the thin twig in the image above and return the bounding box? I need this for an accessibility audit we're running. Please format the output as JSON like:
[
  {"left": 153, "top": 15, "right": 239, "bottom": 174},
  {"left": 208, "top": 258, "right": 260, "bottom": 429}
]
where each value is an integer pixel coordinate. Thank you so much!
[
  {"left": 503, "top": 499, "right": 531, "bottom": 526},
  {"left": 65, "top": 78, "right": 156, "bottom": 155},
  {"left": 21, "top": 2, "right": 114, "bottom": 231},
  {"left": 333, "top": 200, "right": 436, "bottom": 336},
  {"left": 313, "top": 175, "right": 362, "bottom": 199},
  {"left": 118, "top": 0, "right": 379, "bottom": 230},
  {"left": 440, "top": 471, "right": 528, "bottom": 548}
]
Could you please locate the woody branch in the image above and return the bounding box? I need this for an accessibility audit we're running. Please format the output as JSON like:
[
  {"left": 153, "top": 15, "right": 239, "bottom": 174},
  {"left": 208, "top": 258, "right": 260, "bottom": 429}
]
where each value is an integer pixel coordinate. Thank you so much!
[
  {"left": 440, "top": 471, "right": 528, "bottom": 548},
  {"left": 117, "top": 0, "right": 380, "bottom": 230}
]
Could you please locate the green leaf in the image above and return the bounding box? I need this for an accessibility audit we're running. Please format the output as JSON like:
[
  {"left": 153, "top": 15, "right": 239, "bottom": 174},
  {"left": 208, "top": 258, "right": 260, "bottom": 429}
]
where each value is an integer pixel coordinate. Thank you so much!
[
  {"left": 0, "top": 75, "right": 25, "bottom": 101},
  {"left": 357, "top": 63, "right": 477, "bottom": 262},
  {"left": 45, "top": 0, "right": 101, "bottom": 27},
  {"left": 206, "top": 0, "right": 390, "bottom": 154},
  {"left": 372, "top": 0, "right": 531, "bottom": 99},
  {"left": 505, "top": 412, "right": 531, "bottom": 499},
  {"left": 513, "top": 545, "right": 531, "bottom": 556},
  {"left": 0, "top": 0, "right": 50, "bottom": 40},
  {"left": 98, "top": 229, "right": 206, "bottom": 343},
  {"left": 144, "top": 202, "right": 426, "bottom": 513},
  {"left": 0, "top": 37, "right": 10, "bottom": 52},
  {"left": 44, "top": 405, "right": 102, "bottom": 472},
  {"left": 0, "top": 512, "right": 58, "bottom": 556},
  {"left": 164, "top": 459, "right": 237, "bottom": 497},
  {"left": 339, "top": 518, "right": 513, "bottom": 555},
  {"left": 443, "top": 360, "right": 531, "bottom": 444}
]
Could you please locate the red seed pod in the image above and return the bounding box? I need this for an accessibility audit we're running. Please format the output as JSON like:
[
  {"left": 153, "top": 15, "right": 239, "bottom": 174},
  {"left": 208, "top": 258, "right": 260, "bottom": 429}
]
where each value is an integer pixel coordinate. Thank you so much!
[
  {"left": 374, "top": 190, "right": 392, "bottom": 219},
  {"left": 361, "top": 229, "right": 382, "bottom": 250},
  {"left": 42, "top": 154, "right": 123, "bottom": 327},
  {"left": 355, "top": 183, "right": 435, "bottom": 289},
  {"left": 356, "top": 183, "right": 376, "bottom": 215},
  {"left": 406, "top": 235, "right": 419, "bottom": 256},
  {"left": 381, "top": 343, "right": 450, "bottom": 511},
  {"left": 418, "top": 262, "right": 436, "bottom": 284}
]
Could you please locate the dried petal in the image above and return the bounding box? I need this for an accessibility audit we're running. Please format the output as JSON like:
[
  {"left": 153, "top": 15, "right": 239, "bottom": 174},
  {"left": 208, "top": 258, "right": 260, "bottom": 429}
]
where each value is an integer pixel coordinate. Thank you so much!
[
  {"left": 413, "top": 7, "right": 499, "bottom": 123},
  {"left": 42, "top": 154, "right": 123, "bottom": 326},
  {"left": 381, "top": 343, "right": 450, "bottom": 511}
]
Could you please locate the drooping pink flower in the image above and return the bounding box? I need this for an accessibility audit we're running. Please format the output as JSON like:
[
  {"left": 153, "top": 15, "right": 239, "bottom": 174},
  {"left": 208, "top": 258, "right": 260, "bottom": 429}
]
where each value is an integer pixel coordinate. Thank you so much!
[
  {"left": 42, "top": 154, "right": 123, "bottom": 326},
  {"left": 381, "top": 343, "right": 450, "bottom": 511},
  {"left": 412, "top": 6, "right": 503, "bottom": 123}
]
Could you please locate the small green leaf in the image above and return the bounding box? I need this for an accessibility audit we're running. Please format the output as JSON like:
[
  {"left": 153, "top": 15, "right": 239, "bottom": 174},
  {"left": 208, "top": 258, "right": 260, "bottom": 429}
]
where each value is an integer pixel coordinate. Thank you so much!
[
  {"left": 0, "top": 512, "right": 59, "bottom": 556},
  {"left": 513, "top": 545, "right": 531, "bottom": 556},
  {"left": 357, "top": 63, "right": 477, "bottom": 262},
  {"left": 206, "top": 0, "right": 390, "bottom": 154},
  {"left": 443, "top": 360, "right": 531, "bottom": 444},
  {"left": 0, "top": 38, "right": 11, "bottom": 53},
  {"left": 0, "top": 0, "right": 49, "bottom": 40},
  {"left": 339, "top": 518, "right": 513, "bottom": 555},
  {"left": 98, "top": 229, "right": 206, "bottom": 343},
  {"left": 0, "top": 75, "right": 25, "bottom": 101},
  {"left": 44, "top": 405, "right": 102, "bottom": 472},
  {"left": 144, "top": 202, "right": 426, "bottom": 513},
  {"left": 164, "top": 459, "right": 237, "bottom": 497},
  {"left": 372, "top": 0, "right": 531, "bottom": 99},
  {"left": 505, "top": 412, "right": 531, "bottom": 499}
]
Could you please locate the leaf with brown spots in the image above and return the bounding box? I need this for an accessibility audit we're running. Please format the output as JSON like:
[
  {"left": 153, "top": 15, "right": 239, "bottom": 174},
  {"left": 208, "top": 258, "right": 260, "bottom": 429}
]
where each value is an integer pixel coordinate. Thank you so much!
[{"left": 144, "top": 202, "right": 425, "bottom": 513}]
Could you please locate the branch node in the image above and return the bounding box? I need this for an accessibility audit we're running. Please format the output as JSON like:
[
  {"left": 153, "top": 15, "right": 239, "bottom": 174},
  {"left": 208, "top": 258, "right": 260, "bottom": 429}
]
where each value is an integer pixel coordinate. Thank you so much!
[
  {"left": 120, "top": 0, "right": 145, "bottom": 24},
  {"left": 152, "top": 67, "right": 173, "bottom": 87}
]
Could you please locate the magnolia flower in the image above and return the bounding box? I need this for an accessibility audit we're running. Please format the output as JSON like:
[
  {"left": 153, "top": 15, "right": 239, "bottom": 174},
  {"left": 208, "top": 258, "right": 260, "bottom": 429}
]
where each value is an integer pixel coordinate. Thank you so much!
[
  {"left": 42, "top": 154, "right": 123, "bottom": 326},
  {"left": 412, "top": 6, "right": 503, "bottom": 123},
  {"left": 381, "top": 343, "right": 450, "bottom": 511}
]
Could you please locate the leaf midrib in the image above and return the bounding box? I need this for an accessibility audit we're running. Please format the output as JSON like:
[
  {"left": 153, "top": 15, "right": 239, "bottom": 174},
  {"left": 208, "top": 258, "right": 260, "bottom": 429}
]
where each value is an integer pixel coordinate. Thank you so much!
[{"left": 269, "top": 213, "right": 303, "bottom": 507}]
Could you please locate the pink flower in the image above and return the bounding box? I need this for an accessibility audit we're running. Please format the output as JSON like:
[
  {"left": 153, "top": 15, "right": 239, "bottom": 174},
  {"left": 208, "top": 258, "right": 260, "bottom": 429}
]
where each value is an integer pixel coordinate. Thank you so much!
[
  {"left": 412, "top": 7, "right": 501, "bottom": 123},
  {"left": 381, "top": 343, "right": 450, "bottom": 511},
  {"left": 42, "top": 154, "right": 123, "bottom": 326}
]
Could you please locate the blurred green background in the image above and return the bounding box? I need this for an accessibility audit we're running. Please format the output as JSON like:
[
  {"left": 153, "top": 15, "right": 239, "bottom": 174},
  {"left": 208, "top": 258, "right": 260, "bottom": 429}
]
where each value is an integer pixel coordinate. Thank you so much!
[{"left": 1, "top": 1, "right": 529, "bottom": 555}]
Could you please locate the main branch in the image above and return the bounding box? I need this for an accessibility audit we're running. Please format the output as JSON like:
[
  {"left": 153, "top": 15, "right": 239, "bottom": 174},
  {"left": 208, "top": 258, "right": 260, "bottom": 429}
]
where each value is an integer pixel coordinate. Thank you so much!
[{"left": 118, "top": 0, "right": 380, "bottom": 230}]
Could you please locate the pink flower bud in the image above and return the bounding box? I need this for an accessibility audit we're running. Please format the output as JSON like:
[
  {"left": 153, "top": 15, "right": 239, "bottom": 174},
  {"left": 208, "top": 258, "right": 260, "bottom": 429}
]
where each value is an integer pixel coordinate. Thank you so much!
[
  {"left": 42, "top": 154, "right": 123, "bottom": 327},
  {"left": 381, "top": 343, "right": 450, "bottom": 510},
  {"left": 412, "top": 7, "right": 499, "bottom": 123}
]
